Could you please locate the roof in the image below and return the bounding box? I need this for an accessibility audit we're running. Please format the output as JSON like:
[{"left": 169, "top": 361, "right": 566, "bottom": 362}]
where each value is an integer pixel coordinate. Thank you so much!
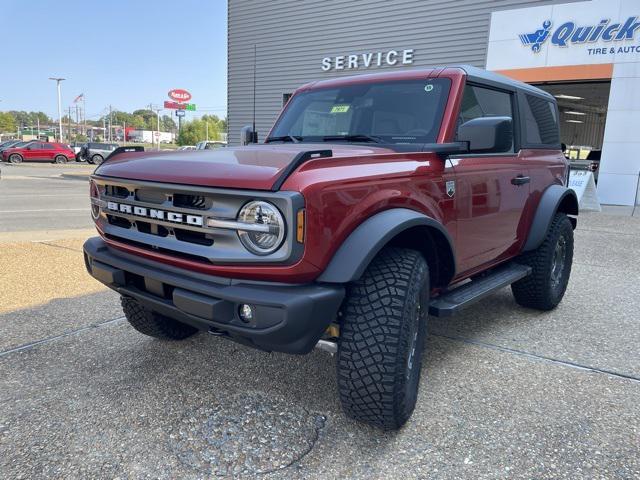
[
  {"left": 452, "top": 65, "right": 555, "bottom": 100},
  {"left": 299, "top": 65, "right": 554, "bottom": 101}
]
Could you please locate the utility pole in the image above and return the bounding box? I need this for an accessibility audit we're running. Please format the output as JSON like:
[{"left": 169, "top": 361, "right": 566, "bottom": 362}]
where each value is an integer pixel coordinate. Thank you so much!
[
  {"left": 149, "top": 103, "right": 162, "bottom": 151},
  {"left": 75, "top": 105, "right": 79, "bottom": 142},
  {"left": 109, "top": 105, "right": 113, "bottom": 142},
  {"left": 206, "top": 120, "right": 209, "bottom": 141},
  {"left": 123, "top": 120, "right": 126, "bottom": 144},
  {"left": 37, "top": 118, "right": 40, "bottom": 139},
  {"left": 83, "top": 95, "right": 87, "bottom": 136},
  {"left": 49, "top": 77, "right": 65, "bottom": 142},
  {"left": 155, "top": 108, "right": 161, "bottom": 151},
  {"left": 68, "top": 106, "right": 72, "bottom": 142},
  {"left": 102, "top": 117, "right": 106, "bottom": 141}
]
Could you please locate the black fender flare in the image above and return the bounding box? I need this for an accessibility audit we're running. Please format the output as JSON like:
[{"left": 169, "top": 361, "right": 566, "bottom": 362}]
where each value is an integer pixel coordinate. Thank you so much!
[
  {"left": 317, "top": 208, "right": 455, "bottom": 284},
  {"left": 523, "top": 185, "right": 578, "bottom": 252}
]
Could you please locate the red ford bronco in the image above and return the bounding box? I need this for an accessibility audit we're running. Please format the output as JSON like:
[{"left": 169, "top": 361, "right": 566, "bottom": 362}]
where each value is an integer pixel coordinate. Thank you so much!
[{"left": 84, "top": 66, "right": 578, "bottom": 429}]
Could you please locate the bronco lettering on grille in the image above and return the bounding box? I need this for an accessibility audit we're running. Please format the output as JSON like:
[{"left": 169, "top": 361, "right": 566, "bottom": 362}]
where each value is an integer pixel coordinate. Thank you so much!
[{"left": 106, "top": 201, "right": 204, "bottom": 226}]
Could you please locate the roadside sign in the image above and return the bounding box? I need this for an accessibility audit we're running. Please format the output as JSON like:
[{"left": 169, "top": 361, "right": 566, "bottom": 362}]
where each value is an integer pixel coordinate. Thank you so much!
[
  {"left": 164, "top": 100, "right": 186, "bottom": 109},
  {"left": 569, "top": 170, "right": 601, "bottom": 211},
  {"left": 154, "top": 131, "right": 160, "bottom": 138},
  {"left": 168, "top": 89, "right": 192, "bottom": 102},
  {"left": 175, "top": 110, "right": 186, "bottom": 117},
  {"left": 164, "top": 101, "right": 196, "bottom": 111}
]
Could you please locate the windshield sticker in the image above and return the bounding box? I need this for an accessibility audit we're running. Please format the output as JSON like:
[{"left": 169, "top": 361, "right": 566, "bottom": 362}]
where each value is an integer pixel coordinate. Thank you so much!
[
  {"left": 330, "top": 105, "right": 350, "bottom": 114},
  {"left": 424, "top": 84, "right": 434, "bottom": 92}
]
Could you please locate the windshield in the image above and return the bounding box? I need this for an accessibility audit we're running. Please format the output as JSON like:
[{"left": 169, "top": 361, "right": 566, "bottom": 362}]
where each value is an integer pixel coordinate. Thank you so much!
[
  {"left": 269, "top": 78, "right": 451, "bottom": 144},
  {"left": 13, "top": 141, "right": 29, "bottom": 148}
]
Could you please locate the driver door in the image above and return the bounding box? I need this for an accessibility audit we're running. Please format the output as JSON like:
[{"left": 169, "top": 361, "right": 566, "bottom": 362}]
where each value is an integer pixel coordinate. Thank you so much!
[
  {"left": 24, "top": 143, "right": 43, "bottom": 161},
  {"left": 451, "top": 84, "right": 531, "bottom": 276}
]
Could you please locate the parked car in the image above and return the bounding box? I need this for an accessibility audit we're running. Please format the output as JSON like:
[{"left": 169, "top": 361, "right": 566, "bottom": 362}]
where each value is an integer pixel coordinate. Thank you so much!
[
  {"left": 570, "top": 149, "right": 601, "bottom": 183},
  {"left": 195, "top": 140, "right": 227, "bottom": 150},
  {"left": 79, "top": 142, "right": 118, "bottom": 164},
  {"left": 178, "top": 145, "right": 196, "bottom": 151},
  {"left": 84, "top": 65, "right": 578, "bottom": 430},
  {"left": 67, "top": 142, "right": 85, "bottom": 160},
  {"left": 2, "top": 141, "right": 75, "bottom": 164},
  {"left": 0, "top": 139, "right": 25, "bottom": 153}
]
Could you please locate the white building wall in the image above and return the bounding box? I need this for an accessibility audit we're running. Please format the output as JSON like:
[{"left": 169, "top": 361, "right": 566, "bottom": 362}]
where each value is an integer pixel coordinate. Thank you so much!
[
  {"left": 486, "top": 0, "right": 640, "bottom": 205},
  {"left": 598, "top": 62, "right": 640, "bottom": 205}
]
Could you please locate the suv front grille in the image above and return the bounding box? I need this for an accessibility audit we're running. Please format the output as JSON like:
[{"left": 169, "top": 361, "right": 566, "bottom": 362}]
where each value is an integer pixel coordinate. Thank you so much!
[
  {"left": 173, "top": 193, "right": 209, "bottom": 210},
  {"left": 105, "top": 185, "right": 129, "bottom": 198},
  {"left": 92, "top": 176, "right": 298, "bottom": 265}
]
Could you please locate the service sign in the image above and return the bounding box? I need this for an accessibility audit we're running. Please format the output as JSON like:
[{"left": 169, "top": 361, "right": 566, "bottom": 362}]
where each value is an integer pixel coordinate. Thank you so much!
[
  {"left": 321, "top": 49, "right": 414, "bottom": 72},
  {"left": 168, "top": 89, "right": 192, "bottom": 103}
]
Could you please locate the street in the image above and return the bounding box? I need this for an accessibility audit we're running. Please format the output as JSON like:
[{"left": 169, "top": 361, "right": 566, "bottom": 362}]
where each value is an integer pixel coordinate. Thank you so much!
[
  {"left": 1, "top": 164, "right": 639, "bottom": 479},
  {"left": 0, "top": 163, "right": 94, "bottom": 234}
]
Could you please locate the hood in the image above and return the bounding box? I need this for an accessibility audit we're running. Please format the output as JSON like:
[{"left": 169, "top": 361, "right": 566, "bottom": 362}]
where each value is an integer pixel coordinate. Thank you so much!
[{"left": 94, "top": 143, "right": 395, "bottom": 190}]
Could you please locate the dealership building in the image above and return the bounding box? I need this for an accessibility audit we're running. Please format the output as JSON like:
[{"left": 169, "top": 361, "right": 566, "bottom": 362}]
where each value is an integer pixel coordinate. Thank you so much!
[{"left": 228, "top": 0, "right": 640, "bottom": 205}]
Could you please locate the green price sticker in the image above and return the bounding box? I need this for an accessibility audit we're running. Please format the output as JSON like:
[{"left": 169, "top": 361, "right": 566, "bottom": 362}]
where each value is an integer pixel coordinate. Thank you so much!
[{"left": 330, "top": 105, "right": 350, "bottom": 114}]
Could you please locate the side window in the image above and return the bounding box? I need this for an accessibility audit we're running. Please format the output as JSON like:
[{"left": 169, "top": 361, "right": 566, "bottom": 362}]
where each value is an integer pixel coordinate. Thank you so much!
[
  {"left": 457, "top": 85, "right": 514, "bottom": 152},
  {"left": 458, "top": 85, "right": 513, "bottom": 123},
  {"left": 43, "top": 144, "right": 55, "bottom": 150},
  {"left": 522, "top": 95, "right": 559, "bottom": 146},
  {"left": 282, "top": 93, "right": 293, "bottom": 107}
]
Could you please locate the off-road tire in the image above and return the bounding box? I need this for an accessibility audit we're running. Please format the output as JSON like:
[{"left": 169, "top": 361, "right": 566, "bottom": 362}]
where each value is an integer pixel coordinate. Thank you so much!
[
  {"left": 337, "top": 247, "right": 429, "bottom": 430},
  {"left": 511, "top": 212, "right": 574, "bottom": 310},
  {"left": 54, "top": 155, "right": 67, "bottom": 164},
  {"left": 9, "top": 153, "right": 22, "bottom": 164},
  {"left": 121, "top": 296, "right": 198, "bottom": 340},
  {"left": 91, "top": 154, "right": 104, "bottom": 165}
]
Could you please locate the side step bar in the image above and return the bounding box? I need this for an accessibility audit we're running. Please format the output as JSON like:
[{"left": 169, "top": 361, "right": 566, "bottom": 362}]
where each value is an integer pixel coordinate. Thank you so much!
[{"left": 429, "top": 263, "right": 531, "bottom": 318}]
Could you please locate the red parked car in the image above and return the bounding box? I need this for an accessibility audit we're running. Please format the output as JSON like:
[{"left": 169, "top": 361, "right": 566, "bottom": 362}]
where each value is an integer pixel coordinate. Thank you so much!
[{"left": 1, "top": 141, "right": 75, "bottom": 164}]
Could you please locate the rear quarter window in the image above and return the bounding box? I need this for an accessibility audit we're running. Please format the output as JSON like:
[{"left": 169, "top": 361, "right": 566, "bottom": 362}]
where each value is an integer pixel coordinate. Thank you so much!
[{"left": 522, "top": 94, "right": 560, "bottom": 146}]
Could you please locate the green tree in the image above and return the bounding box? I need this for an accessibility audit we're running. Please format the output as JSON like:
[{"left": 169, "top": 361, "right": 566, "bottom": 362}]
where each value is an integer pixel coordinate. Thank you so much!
[
  {"left": 161, "top": 114, "right": 176, "bottom": 132},
  {"left": 132, "top": 109, "right": 158, "bottom": 130},
  {"left": 8, "top": 111, "right": 52, "bottom": 129},
  {"left": 177, "top": 117, "right": 222, "bottom": 146},
  {"left": 0, "top": 112, "right": 16, "bottom": 132}
]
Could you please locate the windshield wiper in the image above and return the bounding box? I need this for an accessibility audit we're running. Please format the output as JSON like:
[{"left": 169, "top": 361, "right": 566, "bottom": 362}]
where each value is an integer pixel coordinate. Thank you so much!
[
  {"left": 264, "top": 135, "right": 302, "bottom": 143},
  {"left": 321, "top": 134, "right": 383, "bottom": 144}
]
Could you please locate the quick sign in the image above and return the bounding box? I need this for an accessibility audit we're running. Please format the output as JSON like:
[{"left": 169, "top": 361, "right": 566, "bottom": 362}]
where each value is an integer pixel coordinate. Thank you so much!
[
  {"left": 321, "top": 49, "right": 414, "bottom": 71},
  {"left": 519, "top": 16, "right": 640, "bottom": 54}
]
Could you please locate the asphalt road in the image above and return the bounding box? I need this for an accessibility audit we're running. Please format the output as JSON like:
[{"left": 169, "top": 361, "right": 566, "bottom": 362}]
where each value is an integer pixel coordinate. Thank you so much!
[
  {"left": 1, "top": 164, "right": 639, "bottom": 479},
  {"left": 0, "top": 162, "right": 94, "bottom": 233}
]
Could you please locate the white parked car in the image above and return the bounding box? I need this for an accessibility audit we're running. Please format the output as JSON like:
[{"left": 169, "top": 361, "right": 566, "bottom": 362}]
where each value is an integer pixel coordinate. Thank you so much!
[{"left": 195, "top": 141, "right": 227, "bottom": 150}]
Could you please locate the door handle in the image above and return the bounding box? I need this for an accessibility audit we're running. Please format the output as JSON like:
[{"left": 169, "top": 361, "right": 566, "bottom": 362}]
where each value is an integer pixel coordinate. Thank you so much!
[{"left": 511, "top": 175, "right": 530, "bottom": 186}]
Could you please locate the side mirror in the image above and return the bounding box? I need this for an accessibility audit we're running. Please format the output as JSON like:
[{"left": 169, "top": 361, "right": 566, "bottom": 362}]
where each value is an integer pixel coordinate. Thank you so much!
[
  {"left": 240, "top": 125, "right": 258, "bottom": 146},
  {"left": 457, "top": 116, "right": 513, "bottom": 154}
]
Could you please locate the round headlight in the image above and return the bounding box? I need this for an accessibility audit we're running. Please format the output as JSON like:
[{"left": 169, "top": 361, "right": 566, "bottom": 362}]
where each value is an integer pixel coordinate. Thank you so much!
[
  {"left": 237, "top": 201, "right": 286, "bottom": 255},
  {"left": 89, "top": 180, "right": 100, "bottom": 220}
]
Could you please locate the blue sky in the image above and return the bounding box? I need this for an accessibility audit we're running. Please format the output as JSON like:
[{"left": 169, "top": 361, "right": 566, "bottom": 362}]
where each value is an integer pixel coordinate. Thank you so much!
[{"left": 0, "top": 0, "right": 227, "bottom": 121}]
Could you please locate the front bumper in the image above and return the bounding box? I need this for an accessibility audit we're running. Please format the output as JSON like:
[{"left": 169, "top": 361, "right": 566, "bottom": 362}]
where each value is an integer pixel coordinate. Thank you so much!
[{"left": 83, "top": 237, "right": 344, "bottom": 354}]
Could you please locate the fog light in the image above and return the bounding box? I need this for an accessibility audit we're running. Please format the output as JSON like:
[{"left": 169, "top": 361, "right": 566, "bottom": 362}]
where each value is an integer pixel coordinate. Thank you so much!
[{"left": 238, "top": 304, "right": 254, "bottom": 323}]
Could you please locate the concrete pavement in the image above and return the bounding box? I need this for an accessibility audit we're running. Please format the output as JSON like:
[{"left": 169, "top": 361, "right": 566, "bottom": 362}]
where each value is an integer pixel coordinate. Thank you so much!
[{"left": 1, "top": 164, "right": 639, "bottom": 479}]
